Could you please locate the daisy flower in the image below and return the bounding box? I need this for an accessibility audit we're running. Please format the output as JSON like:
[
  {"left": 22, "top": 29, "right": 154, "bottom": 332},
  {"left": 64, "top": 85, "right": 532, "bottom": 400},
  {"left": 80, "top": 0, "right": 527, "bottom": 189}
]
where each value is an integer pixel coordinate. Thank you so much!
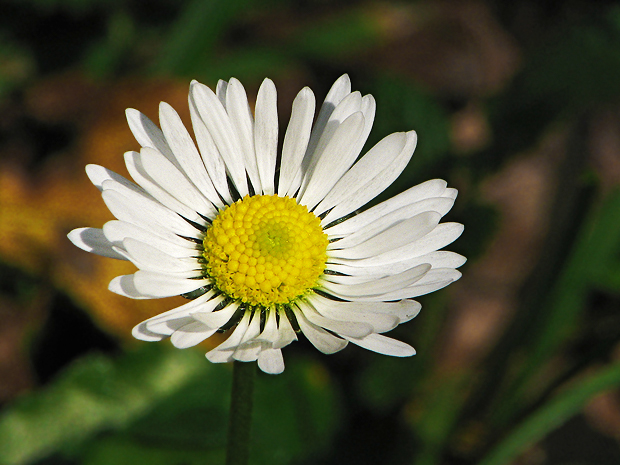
[{"left": 68, "top": 75, "right": 465, "bottom": 374}]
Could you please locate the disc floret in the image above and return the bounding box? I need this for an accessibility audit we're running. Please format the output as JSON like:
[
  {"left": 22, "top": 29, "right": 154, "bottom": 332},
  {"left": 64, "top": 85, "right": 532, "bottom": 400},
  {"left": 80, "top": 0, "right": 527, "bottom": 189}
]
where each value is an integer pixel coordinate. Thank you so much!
[{"left": 202, "top": 195, "right": 328, "bottom": 307}]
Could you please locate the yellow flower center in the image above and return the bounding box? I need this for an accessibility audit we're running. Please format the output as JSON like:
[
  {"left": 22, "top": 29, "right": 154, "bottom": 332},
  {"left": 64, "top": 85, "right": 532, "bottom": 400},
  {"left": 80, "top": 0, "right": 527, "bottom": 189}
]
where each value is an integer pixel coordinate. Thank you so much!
[{"left": 202, "top": 195, "right": 328, "bottom": 307}]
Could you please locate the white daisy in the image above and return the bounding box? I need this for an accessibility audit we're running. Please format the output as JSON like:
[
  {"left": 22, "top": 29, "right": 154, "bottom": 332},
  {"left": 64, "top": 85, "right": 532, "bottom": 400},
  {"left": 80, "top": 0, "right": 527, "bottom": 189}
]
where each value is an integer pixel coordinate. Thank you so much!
[{"left": 68, "top": 75, "right": 465, "bottom": 375}]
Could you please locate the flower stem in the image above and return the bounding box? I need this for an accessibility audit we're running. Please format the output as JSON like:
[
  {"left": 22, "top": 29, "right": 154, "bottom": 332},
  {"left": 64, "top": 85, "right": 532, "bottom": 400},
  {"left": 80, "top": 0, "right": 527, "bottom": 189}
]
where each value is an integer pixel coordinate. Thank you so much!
[{"left": 226, "top": 360, "right": 255, "bottom": 465}]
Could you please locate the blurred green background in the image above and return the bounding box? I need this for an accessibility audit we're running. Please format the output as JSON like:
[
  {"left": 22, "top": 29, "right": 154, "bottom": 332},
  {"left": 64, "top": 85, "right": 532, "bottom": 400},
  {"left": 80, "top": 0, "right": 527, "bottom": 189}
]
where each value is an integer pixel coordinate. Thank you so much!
[{"left": 2, "top": 0, "right": 620, "bottom": 464}]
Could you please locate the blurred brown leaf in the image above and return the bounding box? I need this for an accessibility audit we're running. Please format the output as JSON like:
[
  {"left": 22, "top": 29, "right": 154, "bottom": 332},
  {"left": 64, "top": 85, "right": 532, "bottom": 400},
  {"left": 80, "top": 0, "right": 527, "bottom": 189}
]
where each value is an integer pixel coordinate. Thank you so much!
[
  {"left": 371, "top": 0, "right": 521, "bottom": 97},
  {"left": 0, "top": 73, "right": 224, "bottom": 346}
]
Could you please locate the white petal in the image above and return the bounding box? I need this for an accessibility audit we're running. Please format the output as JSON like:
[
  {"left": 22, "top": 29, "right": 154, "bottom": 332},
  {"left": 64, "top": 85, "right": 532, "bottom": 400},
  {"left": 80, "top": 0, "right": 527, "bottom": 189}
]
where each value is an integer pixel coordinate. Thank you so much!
[
  {"left": 190, "top": 81, "right": 249, "bottom": 197},
  {"left": 134, "top": 291, "right": 224, "bottom": 339},
  {"left": 233, "top": 345, "right": 262, "bottom": 363},
  {"left": 258, "top": 348, "right": 284, "bottom": 374},
  {"left": 307, "top": 93, "right": 374, "bottom": 198},
  {"left": 298, "top": 112, "right": 365, "bottom": 210},
  {"left": 319, "top": 263, "right": 431, "bottom": 298},
  {"left": 188, "top": 90, "right": 231, "bottom": 205},
  {"left": 352, "top": 94, "right": 376, "bottom": 157},
  {"left": 145, "top": 291, "right": 218, "bottom": 333},
  {"left": 327, "top": 250, "right": 467, "bottom": 277},
  {"left": 273, "top": 312, "right": 298, "bottom": 349},
  {"left": 411, "top": 251, "right": 467, "bottom": 269},
  {"left": 85, "top": 164, "right": 140, "bottom": 193},
  {"left": 120, "top": 237, "right": 198, "bottom": 274},
  {"left": 108, "top": 274, "right": 153, "bottom": 299},
  {"left": 226, "top": 78, "right": 261, "bottom": 193},
  {"left": 322, "top": 90, "right": 361, "bottom": 125},
  {"left": 338, "top": 223, "right": 464, "bottom": 268},
  {"left": 121, "top": 148, "right": 197, "bottom": 221},
  {"left": 395, "top": 222, "right": 466, "bottom": 259},
  {"left": 206, "top": 311, "right": 252, "bottom": 363},
  {"left": 299, "top": 92, "right": 362, "bottom": 198},
  {"left": 278, "top": 87, "right": 316, "bottom": 196},
  {"left": 307, "top": 294, "right": 401, "bottom": 332},
  {"left": 388, "top": 300, "right": 422, "bottom": 323},
  {"left": 296, "top": 300, "right": 373, "bottom": 338},
  {"left": 328, "top": 212, "right": 441, "bottom": 259},
  {"left": 309, "top": 294, "right": 422, "bottom": 324},
  {"left": 191, "top": 301, "right": 240, "bottom": 330},
  {"left": 319, "top": 273, "right": 380, "bottom": 285},
  {"left": 309, "top": 88, "right": 361, "bottom": 153},
  {"left": 235, "top": 311, "right": 260, "bottom": 344},
  {"left": 344, "top": 333, "right": 415, "bottom": 357},
  {"left": 158, "top": 102, "right": 222, "bottom": 207},
  {"left": 397, "top": 280, "right": 457, "bottom": 299},
  {"left": 352, "top": 269, "right": 462, "bottom": 301},
  {"left": 122, "top": 151, "right": 202, "bottom": 222},
  {"left": 293, "top": 307, "right": 348, "bottom": 354},
  {"left": 314, "top": 132, "right": 408, "bottom": 217},
  {"left": 304, "top": 74, "right": 351, "bottom": 161},
  {"left": 325, "top": 179, "right": 449, "bottom": 237},
  {"left": 103, "top": 220, "right": 195, "bottom": 258},
  {"left": 233, "top": 311, "right": 263, "bottom": 361},
  {"left": 216, "top": 79, "right": 228, "bottom": 107},
  {"left": 125, "top": 109, "right": 174, "bottom": 161},
  {"left": 309, "top": 297, "right": 421, "bottom": 324},
  {"left": 101, "top": 187, "right": 199, "bottom": 239},
  {"left": 114, "top": 244, "right": 199, "bottom": 277},
  {"left": 133, "top": 270, "right": 208, "bottom": 298},
  {"left": 171, "top": 321, "right": 218, "bottom": 348},
  {"left": 340, "top": 285, "right": 439, "bottom": 301},
  {"left": 254, "top": 78, "right": 278, "bottom": 195},
  {"left": 255, "top": 307, "right": 279, "bottom": 344},
  {"left": 444, "top": 188, "right": 458, "bottom": 199},
  {"left": 132, "top": 322, "right": 167, "bottom": 341},
  {"left": 328, "top": 198, "right": 453, "bottom": 247},
  {"left": 136, "top": 147, "right": 215, "bottom": 218},
  {"left": 67, "top": 227, "right": 127, "bottom": 260},
  {"left": 146, "top": 316, "right": 198, "bottom": 336},
  {"left": 147, "top": 316, "right": 204, "bottom": 338},
  {"left": 320, "top": 131, "right": 417, "bottom": 224},
  {"left": 406, "top": 268, "right": 463, "bottom": 290}
]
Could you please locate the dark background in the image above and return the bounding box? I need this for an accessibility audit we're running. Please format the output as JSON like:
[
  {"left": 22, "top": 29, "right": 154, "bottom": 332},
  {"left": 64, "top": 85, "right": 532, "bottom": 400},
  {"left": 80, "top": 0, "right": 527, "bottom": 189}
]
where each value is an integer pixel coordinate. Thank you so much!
[{"left": 2, "top": 1, "right": 620, "bottom": 464}]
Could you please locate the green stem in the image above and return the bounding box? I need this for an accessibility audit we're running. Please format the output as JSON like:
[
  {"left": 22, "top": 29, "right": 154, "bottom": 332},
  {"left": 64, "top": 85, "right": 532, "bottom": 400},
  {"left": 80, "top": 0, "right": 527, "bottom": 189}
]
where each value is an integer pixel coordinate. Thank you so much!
[{"left": 226, "top": 361, "right": 255, "bottom": 465}]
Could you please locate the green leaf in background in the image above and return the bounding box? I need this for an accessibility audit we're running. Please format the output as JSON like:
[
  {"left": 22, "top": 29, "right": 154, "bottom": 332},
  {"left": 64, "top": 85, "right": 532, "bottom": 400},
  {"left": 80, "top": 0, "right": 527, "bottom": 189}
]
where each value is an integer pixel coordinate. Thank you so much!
[
  {"left": 0, "top": 345, "right": 340, "bottom": 465},
  {"left": 0, "top": 345, "right": 207, "bottom": 465},
  {"left": 412, "top": 374, "right": 472, "bottom": 465},
  {"left": 357, "top": 292, "right": 475, "bottom": 465},
  {"left": 526, "top": 189, "right": 620, "bottom": 368},
  {"left": 81, "top": 434, "right": 224, "bottom": 465},
  {"left": 490, "top": 11, "right": 620, "bottom": 157},
  {"left": 290, "top": 8, "right": 381, "bottom": 61},
  {"left": 252, "top": 357, "right": 340, "bottom": 464},
  {"left": 368, "top": 74, "right": 451, "bottom": 197},
  {"left": 2, "top": 0, "right": 114, "bottom": 14},
  {"left": 478, "top": 362, "right": 620, "bottom": 465},
  {"left": 488, "top": 188, "right": 620, "bottom": 428},
  {"left": 124, "top": 364, "right": 231, "bottom": 451},
  {"left": 123, "top": 355, "right": 339, "bottom": 465},
  {"left": 0, "top": 36, "right": 35, "bottom": 97},
  {"left": 83, "top": 10, "right": 135, "bottom": 78},
  {"left": 357, "top": 293, "right": 452, "bottom": 413},
  {"left": 583, "top": 189, "right": 620, "bottom": 293},
  {"left": 193, "top": 46, "right": 289, "bottom": 85},
  {"left": 154, "top": 0, "right": 252, "bottom": 76}
]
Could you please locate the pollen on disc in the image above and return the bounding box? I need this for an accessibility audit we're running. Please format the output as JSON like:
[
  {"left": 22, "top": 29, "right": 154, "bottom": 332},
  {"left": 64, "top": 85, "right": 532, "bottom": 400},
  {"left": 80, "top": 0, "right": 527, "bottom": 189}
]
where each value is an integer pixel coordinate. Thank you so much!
[{"left": 202, "top": 195, "right": 328, "bottom": 306}]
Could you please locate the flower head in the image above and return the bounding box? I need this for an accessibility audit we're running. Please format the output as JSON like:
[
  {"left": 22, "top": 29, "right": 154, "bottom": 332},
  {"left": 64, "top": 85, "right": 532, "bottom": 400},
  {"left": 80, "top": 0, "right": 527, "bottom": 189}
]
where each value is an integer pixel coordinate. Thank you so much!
[{"left": 68, "top": 75, "right": 465, "bottom": 374}]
